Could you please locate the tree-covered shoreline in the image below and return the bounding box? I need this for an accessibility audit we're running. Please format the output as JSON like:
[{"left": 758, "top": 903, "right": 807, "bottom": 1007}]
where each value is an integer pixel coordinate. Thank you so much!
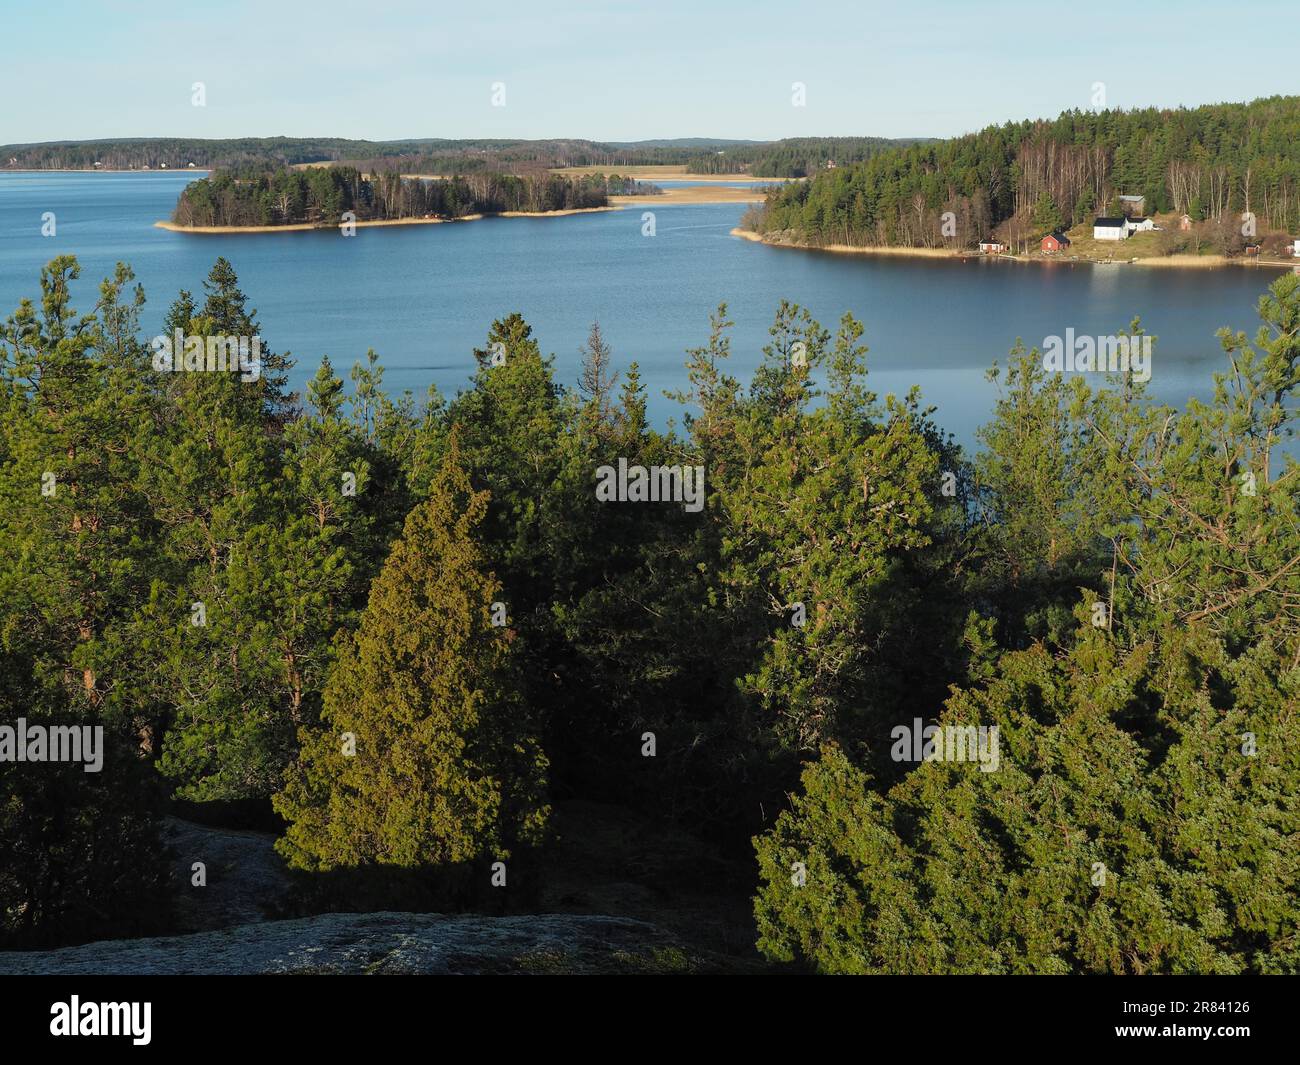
[{"left": 748, "top": 95, "right": 1300, "bottom": 250}]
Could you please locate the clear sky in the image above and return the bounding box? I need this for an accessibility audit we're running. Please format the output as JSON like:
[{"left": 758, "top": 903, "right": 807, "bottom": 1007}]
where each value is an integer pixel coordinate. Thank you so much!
[{"left": 3, "top": 0, "right": 1296, "bottom": 145}]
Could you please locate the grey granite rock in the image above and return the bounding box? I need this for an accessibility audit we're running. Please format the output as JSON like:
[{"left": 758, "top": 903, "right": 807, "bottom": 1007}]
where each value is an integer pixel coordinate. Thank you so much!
[{"left": 0, "top": 911, "right": 697, "bottom": 975}]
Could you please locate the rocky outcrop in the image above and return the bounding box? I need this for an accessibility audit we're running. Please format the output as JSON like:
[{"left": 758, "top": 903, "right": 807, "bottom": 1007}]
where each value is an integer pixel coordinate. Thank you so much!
[
  {"left": 0, "top": 912, "right": 705, "bottom": 975},
  {"left": 164, "top": 818, "right": 292, "bottom": 932},
  {"left": 0, "top": 802, "right": 764, "bottom": 973}
]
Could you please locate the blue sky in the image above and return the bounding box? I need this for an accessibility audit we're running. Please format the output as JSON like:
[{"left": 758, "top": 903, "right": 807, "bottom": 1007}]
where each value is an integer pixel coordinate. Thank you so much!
[{"left": 3, "top": 0, "right": 1296, "bottom": 144}]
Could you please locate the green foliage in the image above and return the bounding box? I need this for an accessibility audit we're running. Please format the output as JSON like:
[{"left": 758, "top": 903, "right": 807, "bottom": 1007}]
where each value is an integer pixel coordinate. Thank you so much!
[
  {"left": 684, "top": 137, "right": 927, "bottom": 178},
  {"left": 753, "top": 273, "right": 1300, "bottom": 973},
  {"left": 3, "top": 250, "right": 1297, "bottom": 970},
  {"left": 173, "top": 167, "right": 612, "bottom": 227},
  {"left": 0, "top": 134, "right": 923, "bottom": 180},
  {"left": 718, "top": 304, "right": 941, "bottom": 751},
  {"left": 754, "top": 627, "right": 1299, "bottom": 974},
  {"left": 273, "top": 437, "right": 550, "bottom": 871},
  {"left": 753, "top": 95, "right": 1300, "bottom": 247},
  {"left": 0, "top": 258, "right": 170, "bottom": 945},
  {"left": 1031, "top": 192, "right": 1064, "bottom": 235}
]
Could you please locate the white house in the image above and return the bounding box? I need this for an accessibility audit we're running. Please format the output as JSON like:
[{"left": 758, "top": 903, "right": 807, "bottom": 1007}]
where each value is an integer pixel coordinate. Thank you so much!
[
  {"left": 1126, "top": 216, "right": 1156, "bottom": 234},
  {"left": 1293, "top": 239, "right": 1300, "bottom": 257},
  {"left": 1093, "top": 216, "right": 1129, "bottom": 241}
]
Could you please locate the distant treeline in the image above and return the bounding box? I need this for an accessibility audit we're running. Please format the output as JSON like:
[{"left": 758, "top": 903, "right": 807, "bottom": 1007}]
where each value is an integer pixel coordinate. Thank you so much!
[
  {"left": 687, "top": 136, "right": 928, "bottom": 177},
  {"left": 3, "top": 136, "right": 759, "bottom": 174},
  {"left": 0, "top": 137, "right": 433, "bottom": 172},
  {"left": 3, "top": 135, "right": 926, "bottom": 179},
  {"left": 367, "top": 140, "right": 738, "bottom": 174},
  {"left": 748, "top": 95, "right": 1300, "bottom": 248},
  {"left": 169, "top": 166, "right": 647, "bottom": 227}
]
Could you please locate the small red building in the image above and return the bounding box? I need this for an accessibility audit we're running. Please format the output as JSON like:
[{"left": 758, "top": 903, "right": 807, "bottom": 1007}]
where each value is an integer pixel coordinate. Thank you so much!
[{"left": 1041, "top": 232, "right": 1071, "bottom": 253}]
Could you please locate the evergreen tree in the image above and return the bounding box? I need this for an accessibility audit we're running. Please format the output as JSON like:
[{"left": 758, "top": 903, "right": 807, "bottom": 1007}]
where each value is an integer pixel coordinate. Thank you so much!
[
  {"left": 1031, "top": 192, "right": 1064, "bottom": 235},
  {"left": 138, "top": 259, "right": 300, "bottom": 800},
  {"left": 0, "top": 257, "right": 169, "bottom": 946},
  {"left": 274, "top": 436, "right": 550, "bottom": 870},
  {"left": 752, "top": 273, "right": 1300, "bottom": 974}
]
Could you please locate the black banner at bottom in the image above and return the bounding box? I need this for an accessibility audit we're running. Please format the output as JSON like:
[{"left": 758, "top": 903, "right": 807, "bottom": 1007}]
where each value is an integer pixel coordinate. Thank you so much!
[{"left": 0, "top": 974, "right": 1289, "bottom": 1052}]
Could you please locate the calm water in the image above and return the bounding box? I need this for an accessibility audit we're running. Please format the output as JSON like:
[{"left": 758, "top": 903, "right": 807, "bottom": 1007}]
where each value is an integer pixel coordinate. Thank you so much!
[{"left": 0, "top": 170, "right": 1289, "bottom": 446}]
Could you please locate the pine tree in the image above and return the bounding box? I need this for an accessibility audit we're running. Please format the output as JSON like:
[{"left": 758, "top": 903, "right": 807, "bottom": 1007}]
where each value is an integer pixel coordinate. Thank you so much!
[
  {"left": 666, "top": 302, "right": 740, "bottom": 479},
  {"left": 447, "top": 313, "right": 565, "bottom": 600},
  {"left": 0, "top": 257, "right": 169, "bottom": 946},
  {"left": 720, "top": 306, "right": 938, "bottom": 751},
  {"left": 138, "top": 259, "right": 301, "bottom": 800}
]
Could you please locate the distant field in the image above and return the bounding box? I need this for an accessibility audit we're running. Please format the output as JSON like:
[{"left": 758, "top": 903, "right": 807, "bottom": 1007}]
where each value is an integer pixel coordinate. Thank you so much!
[
  {"left": 615, "top": 185, "right": 767, "bottom": 205},
  {"left": 291, "top": 162, "right": 765, "bottom": 183},
  {"left": 554, "top": 164, "right": 761, "bottom": 182}
]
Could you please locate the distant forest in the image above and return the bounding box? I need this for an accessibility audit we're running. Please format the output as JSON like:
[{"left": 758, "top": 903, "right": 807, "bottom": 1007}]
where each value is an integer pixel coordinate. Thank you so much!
[
  {"left": 686, "top": 136, "right": 927, "bottom": 177},
  {"left": 2, "top": 137, "right": 420, "bottom": 173},
  {"left": 748, "top": 95, "right": 1300, "bottom": 248},
  {"left": 169, "top": 166, "right": 643, "bottom": 227},
  {"left": 2, "top": 135, "right": 919, "bottom": 179},
  {"left": 0, "top": 136, "right": 728, "bottom": 173}
]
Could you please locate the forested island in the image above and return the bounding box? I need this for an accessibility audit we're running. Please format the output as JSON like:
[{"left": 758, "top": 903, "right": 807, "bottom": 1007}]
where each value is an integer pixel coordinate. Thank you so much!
[
  {"left": 742, "top": 95, "right": 1300, "bottom": 259},
  {"left": 2, "top": 252, "right": 1298, "bottom": 972},
  {"left": 167, "top": 166, "right": 648, "bottom": 229}
]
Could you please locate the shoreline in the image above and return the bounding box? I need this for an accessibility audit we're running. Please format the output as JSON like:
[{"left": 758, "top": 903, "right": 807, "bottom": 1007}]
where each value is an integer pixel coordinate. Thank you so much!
[
  {"left": 3, "top": 168, "right": 210, "bottom": 175},
  {"left": 730, "top": 228, "right": 1298, "bottom": 270},
  {"left": 154, "top": 207, "right": 619, "bottom": 234},
  {"left": 495, "top": 206, "right": 618, "bottom": 218},
  {"left": 154, "top": 194, "right": 756, "bottom": 234},
  {"left": 730, "top": 229, "right": 971, "bottom": 258},
  {"left": 155, "top": 216, "right": 465, "bottom": 234}
]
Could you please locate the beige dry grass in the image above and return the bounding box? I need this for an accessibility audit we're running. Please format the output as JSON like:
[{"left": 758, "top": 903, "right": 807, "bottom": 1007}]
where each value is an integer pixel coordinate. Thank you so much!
[{"left": 615, "top": 186, "right": 767, "bottom": 206}]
